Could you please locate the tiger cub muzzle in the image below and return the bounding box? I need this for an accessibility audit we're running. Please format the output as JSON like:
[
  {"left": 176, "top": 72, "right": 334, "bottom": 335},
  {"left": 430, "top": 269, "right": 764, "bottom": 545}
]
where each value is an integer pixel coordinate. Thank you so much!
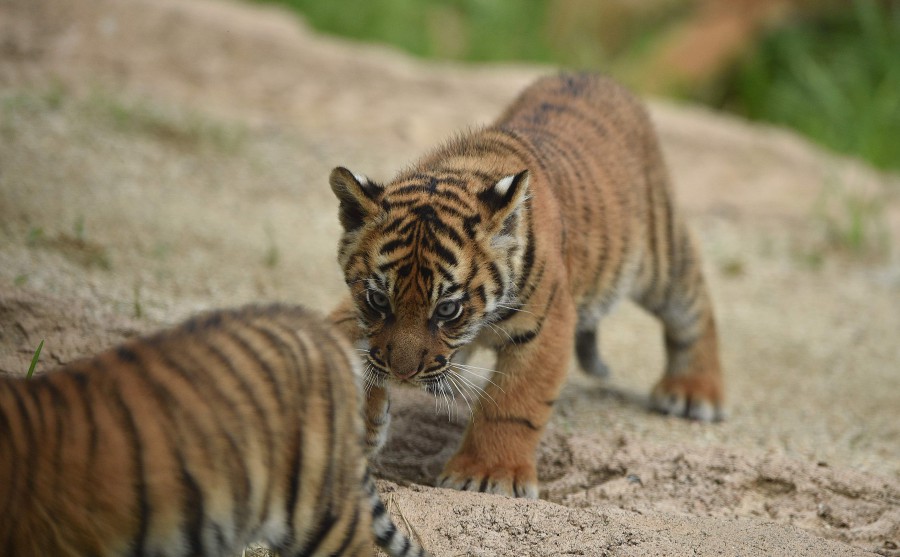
[{"left": 366, "top": 327, "right": 452, "bottom": 383}]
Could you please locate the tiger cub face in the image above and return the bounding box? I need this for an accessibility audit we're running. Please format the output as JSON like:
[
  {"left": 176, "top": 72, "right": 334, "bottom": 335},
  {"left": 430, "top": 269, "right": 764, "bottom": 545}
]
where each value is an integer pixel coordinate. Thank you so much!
[{"left": 330, "top": 166, "right": 529, "bottom": 391}]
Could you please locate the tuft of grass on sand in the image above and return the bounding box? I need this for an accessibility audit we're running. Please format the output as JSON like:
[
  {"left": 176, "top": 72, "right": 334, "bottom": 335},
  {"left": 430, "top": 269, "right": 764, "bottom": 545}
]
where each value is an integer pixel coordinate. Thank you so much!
[
  {"left": 719, "top": 256, "right": 746, "bottom": 278},
  {"left": 263, "top": 225, "right": 280, "bottom": 269},
  {"left": 1, "top": 84, "right": 67, "bottom": 138},
  {"left": 794, "top": 171, "right": 891, "bottom": 268},
  {"left": 25, "top": 223, "right": 113, "bottom": 271},
  {"left": 73, "top": 215, "right": 86, "bottom": 242},
  {"left": 133, "top": 281, "right": 144, "bottom": 320},
  {"left": 814, "top": 174, "right": 890, "bottom": 259},
  {"left": 26, "top": 340, "right": 44, "bottom": 380},
  {"left": 86, "top": 92, "right": 248, "bottom": 153}
]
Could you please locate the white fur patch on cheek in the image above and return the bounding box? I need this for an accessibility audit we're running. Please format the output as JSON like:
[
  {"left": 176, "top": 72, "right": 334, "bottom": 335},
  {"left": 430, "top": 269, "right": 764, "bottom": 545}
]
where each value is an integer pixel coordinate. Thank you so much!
[{"left": 494, "top": 174, "right": 516, "bottom": 196}]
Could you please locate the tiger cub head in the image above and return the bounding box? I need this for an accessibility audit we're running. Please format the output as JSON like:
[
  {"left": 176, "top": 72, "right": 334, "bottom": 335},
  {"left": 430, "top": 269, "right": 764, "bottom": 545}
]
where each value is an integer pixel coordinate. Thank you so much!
[{"left": 330, "top": 165, "right": 530, "bottom": 391}]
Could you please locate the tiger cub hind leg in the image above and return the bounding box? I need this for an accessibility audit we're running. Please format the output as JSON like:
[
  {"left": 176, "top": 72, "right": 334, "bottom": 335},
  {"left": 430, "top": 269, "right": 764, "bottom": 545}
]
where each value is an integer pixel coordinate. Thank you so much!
[
  {"left": 639, "top": 228, "right": 725, "bottom": 422},
  {"left": 575, "top": 325, "right": 611, "bottom": 379},
  {"left": 651, "top": 306, "right": 724, "bottom": 422}
]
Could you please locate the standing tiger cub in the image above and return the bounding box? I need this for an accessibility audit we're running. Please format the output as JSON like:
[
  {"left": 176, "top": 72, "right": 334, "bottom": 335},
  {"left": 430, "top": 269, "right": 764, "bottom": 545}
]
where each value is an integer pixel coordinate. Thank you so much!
[
  {"left": 0, "top": 304, "right": 427, "bottom": 557},
  {"left": 329, "top": 73, "right": 724, "bottom": 499}
]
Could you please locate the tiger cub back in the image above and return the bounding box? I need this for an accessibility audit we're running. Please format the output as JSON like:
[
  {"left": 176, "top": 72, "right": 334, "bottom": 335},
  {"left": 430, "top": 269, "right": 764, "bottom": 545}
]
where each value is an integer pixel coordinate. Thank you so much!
[
  {"left": 329, "top": 73, "right": 723, "bottom": 499},
  {"left": 0, "top": 304, "right": 427, "bottom": 557}
]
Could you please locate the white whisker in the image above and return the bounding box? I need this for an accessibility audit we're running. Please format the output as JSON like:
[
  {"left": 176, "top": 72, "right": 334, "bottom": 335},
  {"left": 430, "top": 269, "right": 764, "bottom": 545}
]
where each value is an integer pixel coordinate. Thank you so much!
[
  {"left": 361, "top": 364, "right": 374, "bottom": 397},
  {"left": 445, "top": 373, "right": 473, "bottom": 417},
  {"left": 486, "top": 322, "right": 515, "bottom": 345},
  {"left": 451, "top": 361, "right": 507, "bottom": 376},
  {"left": 453, "top": 370, "right": 487, "bottom": 414},
  {"left": 450, "top": 364, "right": 506, "bottom": 393},
  {"left": 451, "top": 369, "right": 501, "bottom": 409},
  {"left": 439, "top": 378, "right": 453, "bottom": 421},
  {"left": 496, "top": 303, "right": 536, "bottom": 317}
]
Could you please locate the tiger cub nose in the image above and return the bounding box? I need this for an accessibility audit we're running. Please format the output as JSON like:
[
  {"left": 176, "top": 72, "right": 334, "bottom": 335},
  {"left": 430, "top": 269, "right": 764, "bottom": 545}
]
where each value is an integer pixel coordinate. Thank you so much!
[{"left": 389, "top": 346, "right": 427, "bottom": 380}]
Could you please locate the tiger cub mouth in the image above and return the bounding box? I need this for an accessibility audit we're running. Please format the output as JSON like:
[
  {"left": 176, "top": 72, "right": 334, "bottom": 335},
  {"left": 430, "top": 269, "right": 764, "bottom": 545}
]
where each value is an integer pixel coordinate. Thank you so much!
[{"left": 363, "top": 357, "right": 451, "bottom": 388}]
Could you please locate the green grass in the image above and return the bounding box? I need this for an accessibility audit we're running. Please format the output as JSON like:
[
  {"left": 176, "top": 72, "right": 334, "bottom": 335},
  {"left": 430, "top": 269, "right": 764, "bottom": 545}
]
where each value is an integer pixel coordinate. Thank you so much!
[
  {"left": 86, "top": 93, "right": 247, "bottom": 153},
  {"left": 263, "top": 225, "right": 280, "bottom": 269},
  {"left": 714, "top": 1, "right": 900, "bottom": 171},
  {"left": 814, "top": 172, "right": 890, "bottom": 258},
  {"left": 133, "top": 282, "right": 144, "bottom": 319},
  {"left": 253, "top": 0, "right": 557, "bottom": 63},
  {"left": 26, "top": 340, "right": 44, "bottom": 380}
]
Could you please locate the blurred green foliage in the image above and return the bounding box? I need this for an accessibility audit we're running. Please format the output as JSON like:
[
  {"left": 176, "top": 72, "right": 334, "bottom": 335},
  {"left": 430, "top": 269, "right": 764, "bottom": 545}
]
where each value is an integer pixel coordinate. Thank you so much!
[
  {"left": 271, "top": 0, "right": 555, "bottom": 62},
  {"left": 255, "top": 0, "right": 899, "bottom": 171},
  {"left": 251, "top": 0, "right": 688, "bottom": 69},
  {"left": 718, "top": 1, "right": 900, "bottom": 171}
]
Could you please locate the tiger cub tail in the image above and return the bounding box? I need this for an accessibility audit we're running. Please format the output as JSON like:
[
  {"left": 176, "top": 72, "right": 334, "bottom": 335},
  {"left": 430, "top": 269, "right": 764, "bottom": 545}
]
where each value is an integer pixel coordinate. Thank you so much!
[{"left": 365, "top": 469, "right": 428, "bottom": 557}]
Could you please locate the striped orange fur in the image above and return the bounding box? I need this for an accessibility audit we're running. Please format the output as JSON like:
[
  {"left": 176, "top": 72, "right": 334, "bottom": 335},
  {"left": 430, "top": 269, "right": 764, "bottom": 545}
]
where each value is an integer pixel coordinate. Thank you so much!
[
  {"left": 0, "top": 305, "right": 428, "bottom": 557},
  {"left": 330, "top": 73, "right": 724, "bottom": 499}
]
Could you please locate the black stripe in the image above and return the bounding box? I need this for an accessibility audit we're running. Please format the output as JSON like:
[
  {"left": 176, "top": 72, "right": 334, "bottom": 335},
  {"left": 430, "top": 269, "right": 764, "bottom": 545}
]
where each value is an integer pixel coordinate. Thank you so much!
[
  {"left": 379, "top": 238, "right": 407, "bottom": 255},
  {"left": 644, "top": 175, "right": 660, "bottom": 299},
  {"left": 516, "top": 213, "right": 537, "bottom": 296},
  {"left": 462, "top": 215, "right": 481, "bottom": 238},
  {"left": 168, "top": 342, "right": 254, "bottom": 533},
  {"left": 332, "top": 503, "right": 361, "bottom": 556},
  {"left": 389, "top": 196, "right": 470, "bottom": 220},
  {"left": 0, "top": 388, "right": 18, "bottom": 522},
  {"left": 6, "top": 387, "right": 36, "bottom": 498},
  {"left": 429, "top": 236, "right": 458, "bottom": 267},
  {"left": 43, "top": 381, "right": 69, "bottom": 509},
  {"left": 69, "top": 369, "right": 101, "bottom": 486},
  {"left": 182, "top": 468, "right": 205, "bottom": 554},
  {"left": 282, "top": 427, "right": 304, "bottom": 548},
  {"left": 507, "top": 329, "right": 539, "bottom": 346},
  {"left": 491, "top": 128, "right": 553, "bottom": 182},
  {"left": 487, "top": 415, "right": 540, "bottom": 431},
  {"left": 293, "top": 334, "right": 339, "bottom": 555},
  {"left": 28, "top": 382, "right": 46, "bottom": 445},
  {"left": 516, "top": 262, "right": 546, "bottom": 307},
  {"left": 121, "top": 346, "right": 221, "bottom": 555},
  {"left": 658, "top": 187, "right": 677, "bottom": 309},
  {"left": 110, "top": 383, "right": 149, "bottom": 556},
  {"left": 222, "top": 327, "right": 286, "bottom": 413},
  {"left": 665, "top": 331, "right": 700, "bottom": 353},
  {"left": 279, "top": 329, "right": 312, "bottom": 547},
  {"left": 503, "top": 283, "right": 559, "bottom": 348}
]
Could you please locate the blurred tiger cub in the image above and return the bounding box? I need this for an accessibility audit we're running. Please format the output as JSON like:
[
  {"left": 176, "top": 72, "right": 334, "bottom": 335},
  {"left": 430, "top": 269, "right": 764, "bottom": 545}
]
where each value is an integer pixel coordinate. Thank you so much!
[
  {"left": 329, "top": 73, "right": 724, "bottom": 499},
  {"left": 0, "top": 305, "right": 428, "bottom": 557}
]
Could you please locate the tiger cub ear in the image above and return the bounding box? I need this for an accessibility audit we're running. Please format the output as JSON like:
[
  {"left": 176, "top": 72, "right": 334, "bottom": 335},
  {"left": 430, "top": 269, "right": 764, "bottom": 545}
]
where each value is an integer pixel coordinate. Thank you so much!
[
  {"left": 329, "top": 167, "right": 383, "bottom": 232},
  {"left": 479, "top": 170, "right": 530, "bottom": 234}
]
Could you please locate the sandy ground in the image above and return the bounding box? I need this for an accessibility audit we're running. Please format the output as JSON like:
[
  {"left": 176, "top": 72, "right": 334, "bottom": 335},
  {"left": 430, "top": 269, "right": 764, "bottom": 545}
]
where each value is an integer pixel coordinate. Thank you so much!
[{"left": 1, "top": 0, "right": 899, "bottom": 555}]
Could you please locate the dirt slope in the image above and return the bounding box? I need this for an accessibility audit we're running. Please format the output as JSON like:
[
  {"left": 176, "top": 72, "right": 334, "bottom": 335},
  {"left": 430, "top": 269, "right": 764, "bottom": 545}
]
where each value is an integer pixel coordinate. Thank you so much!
[{"left": 1, "top": 0, "right": 898, "bottom": 555}]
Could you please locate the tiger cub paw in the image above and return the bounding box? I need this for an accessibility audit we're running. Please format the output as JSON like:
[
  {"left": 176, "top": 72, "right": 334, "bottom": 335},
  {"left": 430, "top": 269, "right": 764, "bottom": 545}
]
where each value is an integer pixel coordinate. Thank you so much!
[
  {"left": 364, "top": 412, "right": 390, "bottom": 457},
  {"left": 437, "top": 455, "right": 538, "bottom": 499},
  {"left": 651, "top": 374, "right": 724, "bottom": 422}
]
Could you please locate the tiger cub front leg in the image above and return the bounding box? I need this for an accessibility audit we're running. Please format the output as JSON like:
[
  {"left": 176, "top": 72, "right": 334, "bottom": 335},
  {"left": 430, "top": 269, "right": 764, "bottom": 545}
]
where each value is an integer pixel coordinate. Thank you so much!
[
  {"left": 437, "top": 294, "right": 576, "bottom": 498},
  {"left": 329, "top": 298, "right": 391, "bottom": 456},
  {"left": 362, "top": 384, "right": 391, "bottom": 456}
]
